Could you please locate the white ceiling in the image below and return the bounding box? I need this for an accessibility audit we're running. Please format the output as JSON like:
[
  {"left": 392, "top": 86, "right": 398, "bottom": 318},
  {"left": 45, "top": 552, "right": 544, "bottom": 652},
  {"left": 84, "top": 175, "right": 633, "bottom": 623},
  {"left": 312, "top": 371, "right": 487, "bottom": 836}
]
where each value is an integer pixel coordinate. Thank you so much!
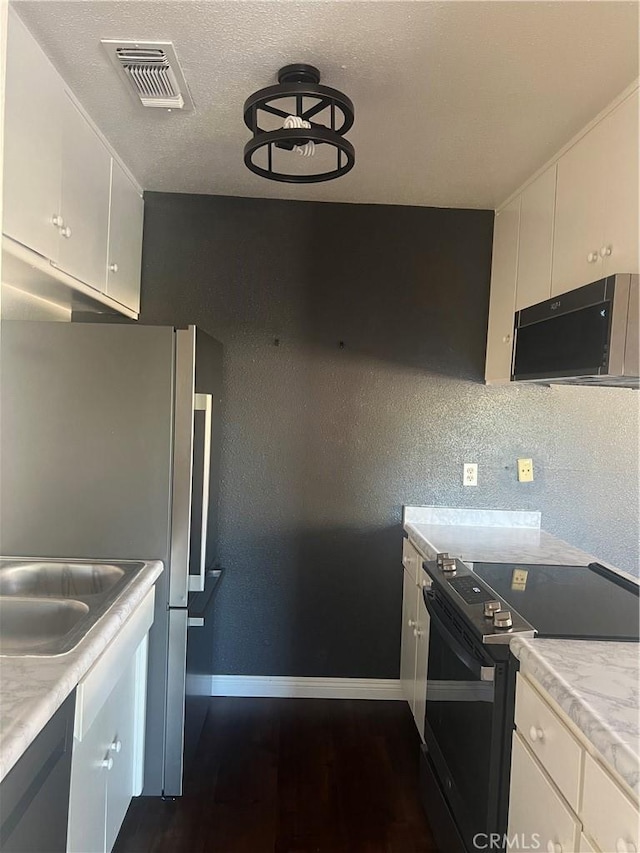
[{"left": 13, "top": 0, "right": 640, "bottom": 209}]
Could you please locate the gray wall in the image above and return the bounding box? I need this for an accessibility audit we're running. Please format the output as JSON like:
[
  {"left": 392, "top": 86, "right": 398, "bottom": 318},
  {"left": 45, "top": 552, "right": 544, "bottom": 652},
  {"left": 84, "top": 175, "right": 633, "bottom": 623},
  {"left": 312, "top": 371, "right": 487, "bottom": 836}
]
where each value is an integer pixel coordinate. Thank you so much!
[{"left": 140, "top": 193, "right": 639, "bottom": 679}]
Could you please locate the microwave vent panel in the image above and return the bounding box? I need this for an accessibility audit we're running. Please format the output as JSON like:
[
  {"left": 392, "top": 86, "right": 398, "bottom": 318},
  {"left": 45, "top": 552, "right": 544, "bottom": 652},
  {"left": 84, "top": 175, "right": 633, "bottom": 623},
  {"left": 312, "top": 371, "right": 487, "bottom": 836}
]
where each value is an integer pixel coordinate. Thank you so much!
[{"left": 101, "top": 40, "right": 194, "bottom": 110}]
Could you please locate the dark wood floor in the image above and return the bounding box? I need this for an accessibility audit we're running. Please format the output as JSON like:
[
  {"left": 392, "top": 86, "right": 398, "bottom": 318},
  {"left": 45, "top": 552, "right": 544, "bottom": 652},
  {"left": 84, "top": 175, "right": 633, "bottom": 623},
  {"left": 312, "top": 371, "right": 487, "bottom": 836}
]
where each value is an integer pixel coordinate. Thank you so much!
[{"left": 114, "top": 697, "right": 438, "bottom": 853}]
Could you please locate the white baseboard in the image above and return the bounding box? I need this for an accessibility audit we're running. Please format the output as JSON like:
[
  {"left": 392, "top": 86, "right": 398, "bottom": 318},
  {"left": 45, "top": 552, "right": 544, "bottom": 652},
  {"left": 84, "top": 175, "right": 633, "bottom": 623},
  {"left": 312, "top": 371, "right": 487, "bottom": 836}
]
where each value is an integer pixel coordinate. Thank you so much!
[{"left": 187, "top": 674, "right": 404, "bottom": 700}]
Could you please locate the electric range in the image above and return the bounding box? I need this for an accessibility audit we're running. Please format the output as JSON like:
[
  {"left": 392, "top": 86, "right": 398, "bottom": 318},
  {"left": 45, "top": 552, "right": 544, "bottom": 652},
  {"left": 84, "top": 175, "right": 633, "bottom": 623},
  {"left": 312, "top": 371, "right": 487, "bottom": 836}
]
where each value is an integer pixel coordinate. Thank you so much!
[{"left": 418, "top": 555, "right": 639, "bottom": 853}]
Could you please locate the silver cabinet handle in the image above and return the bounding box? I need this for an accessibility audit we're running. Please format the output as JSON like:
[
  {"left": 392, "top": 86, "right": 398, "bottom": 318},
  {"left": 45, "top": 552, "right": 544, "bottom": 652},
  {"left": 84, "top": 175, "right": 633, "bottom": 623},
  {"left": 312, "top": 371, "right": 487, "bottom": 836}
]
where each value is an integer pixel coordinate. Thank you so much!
[
  {"left": 109, "top": 739, "right": 122, "bottom": 753},
  {"left": 188, "top": 616, "right": 205, "bottom": 628},
  {"left": 52, "top": 214, "right": 64, "bottom": 228},
  {"left": 587, "top": 250, "right": 599, "bottom": 263},
  {"left": 60, "top": 225, "right": 72, "bottom": 239},
  {"left": 600, "top": 245, "right": 612, "bottom": 258},
  {"left": 109, "top": 262, "right": 119, "bottom": 273},
  {"left": 188, "top": 393, "right": 212, "bottom": 593},
  {"left": 100, "top": 756, "right": 114, "bottom": 770}
]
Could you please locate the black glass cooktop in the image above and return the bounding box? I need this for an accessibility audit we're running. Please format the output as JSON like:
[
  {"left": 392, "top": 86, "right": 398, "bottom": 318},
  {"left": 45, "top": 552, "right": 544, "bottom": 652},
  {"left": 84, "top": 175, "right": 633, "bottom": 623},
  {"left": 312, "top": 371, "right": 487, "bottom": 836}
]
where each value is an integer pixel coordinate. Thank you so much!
[{"left": 471, "top": 562, "right": 639, "bottom": 641}]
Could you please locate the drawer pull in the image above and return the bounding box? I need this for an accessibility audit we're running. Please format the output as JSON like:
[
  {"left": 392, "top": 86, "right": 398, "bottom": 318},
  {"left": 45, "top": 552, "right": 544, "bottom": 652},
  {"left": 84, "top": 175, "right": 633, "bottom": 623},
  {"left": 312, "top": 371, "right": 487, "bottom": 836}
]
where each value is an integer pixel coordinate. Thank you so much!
[
  {"left": 100, "top": 756, "right": 114, "bottom": 771},
  {"left": 529, "top": 725, "right": 545, "bottom": 742},
  {"left": 546, "top": 843, "right": 562, "bottom": 853},
  {"left": 109, "top": 738, "right": 122, "bottom": 754},
  {"left": 616, "top": 839, "right": 637, "bottom": 853}
]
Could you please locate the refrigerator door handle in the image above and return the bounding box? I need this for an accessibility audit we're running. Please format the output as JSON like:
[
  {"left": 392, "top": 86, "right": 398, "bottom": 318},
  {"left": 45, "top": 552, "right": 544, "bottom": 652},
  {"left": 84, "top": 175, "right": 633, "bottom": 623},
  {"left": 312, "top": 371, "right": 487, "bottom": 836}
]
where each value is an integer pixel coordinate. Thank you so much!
[{"left": 188, "top": 393, "right": 212, "bottom": 593}]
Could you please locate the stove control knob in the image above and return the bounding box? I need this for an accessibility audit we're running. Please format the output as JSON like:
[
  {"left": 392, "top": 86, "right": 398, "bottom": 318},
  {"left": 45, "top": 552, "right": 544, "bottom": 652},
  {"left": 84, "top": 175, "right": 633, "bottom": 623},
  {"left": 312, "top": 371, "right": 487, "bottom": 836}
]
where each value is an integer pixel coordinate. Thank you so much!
[
  {"left": 441, "top": 558, "right": 457, "bottom": 573},
  {"left": 484, "top": 600, "right": 501, "bottom": 618},
  {"left": 493, "top": 610, "right": 513, "bottom": 629},
  {"left": 436, "top": 552, "right": 449, "bottom": 569}
]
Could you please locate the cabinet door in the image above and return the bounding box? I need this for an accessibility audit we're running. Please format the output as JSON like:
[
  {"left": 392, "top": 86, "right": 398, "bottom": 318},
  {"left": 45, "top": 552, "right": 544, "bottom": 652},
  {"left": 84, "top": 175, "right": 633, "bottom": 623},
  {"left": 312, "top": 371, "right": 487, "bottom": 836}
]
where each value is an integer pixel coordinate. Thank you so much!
[
  {"left": 601, "top": 89, "right": 639, "bottom": 277},
  {"left": 413, "top": 574, "right": 430, "bottom": 740},
  {"left": 67, "top": 698, "right": 111, "bottom": 853},
  {"left": 105, "top": 657, "right": 137, "bottom": 853},
  {"left": 485, "top": 197, "right": 520, "bottom": 383},
  {"left": 578, "top": 833, "right": 598, "bottom": 853},
  {"left": 3, "top": 9, "right": 64, "bottom": 261},
  {"left": 400, "top": 568, "right": 418, "bottom": 710},
  {"left": 55, "top": 92, "right": 111, "bottom": 291},
  {"left": 552, "top": 116, "right": 608, "bottom": 296},
  {"left": 508, "top": 732, "right": 579, "bottom": 853},
  {"left": 515, "top": 165, "right": 556, "bottom": 310},
  {"left": 106, "top": 159, "right": 144, "bottom": 313}
]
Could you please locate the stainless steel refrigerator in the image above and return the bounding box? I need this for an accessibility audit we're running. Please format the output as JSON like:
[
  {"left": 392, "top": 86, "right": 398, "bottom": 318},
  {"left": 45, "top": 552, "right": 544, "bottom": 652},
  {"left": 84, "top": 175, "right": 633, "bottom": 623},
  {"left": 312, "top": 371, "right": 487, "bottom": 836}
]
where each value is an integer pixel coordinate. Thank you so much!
[{"left": 0, "top": 320, "right": 223, "bottom": 796}]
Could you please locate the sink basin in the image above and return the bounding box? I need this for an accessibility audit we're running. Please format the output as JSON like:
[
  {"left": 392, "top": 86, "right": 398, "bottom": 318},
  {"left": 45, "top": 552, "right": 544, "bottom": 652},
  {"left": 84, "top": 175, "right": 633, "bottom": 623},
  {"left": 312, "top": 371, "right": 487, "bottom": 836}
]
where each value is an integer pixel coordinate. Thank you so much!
[
  {"left": 0, "top": 558, "right": 148, "bottom": 656},
  {"left": 0, "top": 561, "right": 125, "bottom": 597},
  {"left": 0, "top": 597, "right": 90, "bottom": 654}
]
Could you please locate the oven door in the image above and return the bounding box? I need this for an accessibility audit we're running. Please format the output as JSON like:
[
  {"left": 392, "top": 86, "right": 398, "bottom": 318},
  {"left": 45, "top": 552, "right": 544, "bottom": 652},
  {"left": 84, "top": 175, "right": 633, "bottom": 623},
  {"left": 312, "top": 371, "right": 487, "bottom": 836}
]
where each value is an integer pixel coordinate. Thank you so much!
[{"left": 423, "top": 589, "right": 509, "bottom": 852}]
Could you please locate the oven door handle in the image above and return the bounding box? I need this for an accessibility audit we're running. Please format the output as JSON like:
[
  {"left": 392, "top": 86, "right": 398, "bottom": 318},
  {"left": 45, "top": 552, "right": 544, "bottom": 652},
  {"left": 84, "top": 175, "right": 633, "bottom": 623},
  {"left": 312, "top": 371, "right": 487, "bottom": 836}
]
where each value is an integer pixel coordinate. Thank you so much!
[{"left": 424, "top": 589, "right": 495, "bottom": 682}]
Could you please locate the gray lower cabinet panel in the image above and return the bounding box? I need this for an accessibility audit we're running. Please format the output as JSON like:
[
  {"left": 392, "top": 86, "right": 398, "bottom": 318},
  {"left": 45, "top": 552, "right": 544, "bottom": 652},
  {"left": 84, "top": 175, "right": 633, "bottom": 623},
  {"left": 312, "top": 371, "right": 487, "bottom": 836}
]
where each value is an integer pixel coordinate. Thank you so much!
[{"left": 0, "top": 691, "right": 76, "bottom": 852}]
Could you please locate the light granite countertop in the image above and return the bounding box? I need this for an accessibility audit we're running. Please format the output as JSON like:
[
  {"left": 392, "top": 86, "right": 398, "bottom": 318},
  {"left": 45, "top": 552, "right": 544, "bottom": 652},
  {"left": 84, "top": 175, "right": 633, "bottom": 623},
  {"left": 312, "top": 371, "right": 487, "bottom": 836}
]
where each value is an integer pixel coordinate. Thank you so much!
[
  {"left": 0, "top": 559, "right": 163, "bottom": 783},
  {"left": 511, "top": 636, "right": 639, "bottom": 795},
  {"left": 403, "top": 505, "right": 639, "bottom": 795}
]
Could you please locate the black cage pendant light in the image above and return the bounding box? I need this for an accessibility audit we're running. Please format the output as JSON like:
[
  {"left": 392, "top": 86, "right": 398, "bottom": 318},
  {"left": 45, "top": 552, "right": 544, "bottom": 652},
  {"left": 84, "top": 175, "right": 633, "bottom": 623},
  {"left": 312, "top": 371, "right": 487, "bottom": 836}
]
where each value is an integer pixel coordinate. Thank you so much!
[{"left": 243, "top": 64, "right": 355, "bottom": 183}]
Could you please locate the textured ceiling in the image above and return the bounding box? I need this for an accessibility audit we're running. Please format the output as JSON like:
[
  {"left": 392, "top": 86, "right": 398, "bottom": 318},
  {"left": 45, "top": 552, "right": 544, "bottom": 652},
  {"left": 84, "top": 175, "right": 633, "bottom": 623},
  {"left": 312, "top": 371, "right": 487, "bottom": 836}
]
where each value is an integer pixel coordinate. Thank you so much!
[{"left": 12, "top": 1, "right": 640, "bottom": 208}]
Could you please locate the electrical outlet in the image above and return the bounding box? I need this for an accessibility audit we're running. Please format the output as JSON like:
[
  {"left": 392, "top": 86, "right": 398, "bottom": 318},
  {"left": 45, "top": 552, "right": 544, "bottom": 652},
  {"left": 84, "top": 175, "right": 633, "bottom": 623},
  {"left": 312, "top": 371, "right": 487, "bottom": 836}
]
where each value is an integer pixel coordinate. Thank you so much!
[
  {"left": 517, "top": 458, "right": 534, "bottom": 482},
  {"left": 463, "top": 463, "right": 478, "bottom": 486}
]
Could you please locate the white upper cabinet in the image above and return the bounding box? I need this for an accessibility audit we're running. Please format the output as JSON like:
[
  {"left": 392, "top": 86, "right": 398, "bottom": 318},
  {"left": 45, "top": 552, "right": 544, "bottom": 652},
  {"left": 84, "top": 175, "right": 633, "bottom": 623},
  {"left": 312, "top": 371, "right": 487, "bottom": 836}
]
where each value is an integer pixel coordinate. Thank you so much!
[
  {"left": 600, "top": 90, "right": 640, "bottom": 278},
  {"left": 552, "top": 88, "right": 639, "bottom": 296},
  {"left": 485, "top": 197, "right": 520, "bottom": 383},
  {"left": 55, "top": 93, "right": 112, "bottom": 291},
  {"left": 2, "top": 8, "right": 144, "bottom": 319},
  {"left": 106, "top": 160, "right": 144, "bottom": 313},
  {"left": 515, "top": 164, "right": 556, "bottom": 311},
  {"left": 485, "top": 81, "right": 639, "bottom": 382},
  {"left": 3, "top": 10, "right": 65, "bottom": 261}
]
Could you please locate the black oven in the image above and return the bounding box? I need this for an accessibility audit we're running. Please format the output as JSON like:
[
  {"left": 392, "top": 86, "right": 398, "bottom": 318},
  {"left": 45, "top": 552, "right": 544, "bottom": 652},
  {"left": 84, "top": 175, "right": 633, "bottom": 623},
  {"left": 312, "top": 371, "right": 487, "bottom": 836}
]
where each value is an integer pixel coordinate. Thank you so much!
[{"left": 422, "top": 588, "right": 516, "bottom": 853}]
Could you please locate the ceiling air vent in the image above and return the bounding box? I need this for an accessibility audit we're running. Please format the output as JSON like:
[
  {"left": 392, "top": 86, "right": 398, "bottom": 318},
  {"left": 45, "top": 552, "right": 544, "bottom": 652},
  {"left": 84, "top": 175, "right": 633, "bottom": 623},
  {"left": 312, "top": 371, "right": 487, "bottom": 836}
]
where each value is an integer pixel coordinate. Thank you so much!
[{"left": 101, "top": 40, "right": 194, "bottom": 111}]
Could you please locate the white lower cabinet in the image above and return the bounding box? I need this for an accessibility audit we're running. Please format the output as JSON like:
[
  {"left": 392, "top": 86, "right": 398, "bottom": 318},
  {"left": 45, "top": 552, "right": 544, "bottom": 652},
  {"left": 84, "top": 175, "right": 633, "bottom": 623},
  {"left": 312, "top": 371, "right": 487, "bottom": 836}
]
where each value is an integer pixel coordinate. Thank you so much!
[
  {"left": 509, "top": 731, "right": 579, "bottom": 853},
  {"left": 67, "top": 589, "right": 153, "bottom": 853},
  {"left": 399, "top": 539, "right": 430, "bottom": 737},
  {"left": 509, "top": 673, "right": 640, "bottom": 853}
]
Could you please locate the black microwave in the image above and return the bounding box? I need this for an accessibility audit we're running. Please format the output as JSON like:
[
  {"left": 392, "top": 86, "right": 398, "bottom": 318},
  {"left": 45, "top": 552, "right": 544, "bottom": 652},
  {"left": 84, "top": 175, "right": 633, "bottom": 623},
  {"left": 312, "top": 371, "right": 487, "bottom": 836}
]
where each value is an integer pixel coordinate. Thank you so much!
[{"left": 512, "top": 274, "right": 639, "bottom": 387}]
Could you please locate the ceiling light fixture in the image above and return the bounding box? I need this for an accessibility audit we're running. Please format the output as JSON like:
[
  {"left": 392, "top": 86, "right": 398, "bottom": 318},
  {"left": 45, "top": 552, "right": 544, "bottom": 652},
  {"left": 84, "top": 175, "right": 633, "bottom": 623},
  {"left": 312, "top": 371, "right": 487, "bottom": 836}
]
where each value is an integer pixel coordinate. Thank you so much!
[{"left": 243, "top": 64, "right": 355, "bottom": 183}]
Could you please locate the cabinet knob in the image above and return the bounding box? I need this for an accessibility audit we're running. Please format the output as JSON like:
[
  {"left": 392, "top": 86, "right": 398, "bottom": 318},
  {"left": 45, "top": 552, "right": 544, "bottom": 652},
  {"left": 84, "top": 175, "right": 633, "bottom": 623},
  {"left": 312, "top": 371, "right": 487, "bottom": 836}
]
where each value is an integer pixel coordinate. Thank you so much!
[
  {"left": 51, "top": 214, "right": 64, "bottom": 228},
  {"left": 616, "top": 839, "right": 637, "bottom": 853},
  {"left": 546, "top": 843, "right": 562, "bottom": 853},
  {"left": 100, "top": 756, "right": 114, "bottom": 771},
  {"left": 502, "top": 333, "right": 511, "bottom": 344},
  {"left": 422, "top": 578, "right": 429, "bottom": 588},
  {"left": 529, "top": 725, "right": 545, "bottom": 743},
  {"left": 600, "top": 245, "right": 613, "bottom": 258},
  {"left": 109, "top": 738, "right": 122, "bottom": 754},
  {"left": 60, "top": 225, "right": 72, "bottom": 239},
  {"left": 413, "top": 627, "right": 423, "bottom": 638},
  {"left": 408, "top": 619, "right": 416, "bottom": 628},
  {"left": 587, "top": 251, "right": 599, "bottom": 263},
  {"left": 109, "top": 262, "right": 119, "bottom": 273}
]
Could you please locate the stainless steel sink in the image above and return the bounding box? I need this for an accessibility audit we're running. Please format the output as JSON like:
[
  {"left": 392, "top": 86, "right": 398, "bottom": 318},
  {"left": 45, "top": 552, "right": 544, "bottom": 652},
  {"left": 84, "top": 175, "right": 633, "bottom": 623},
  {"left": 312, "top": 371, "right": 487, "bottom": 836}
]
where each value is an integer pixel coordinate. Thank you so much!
[
  {"left": 0, "top": 558, "right": 147, "bottom": 656},
  {"left": 0, "top": 597, "right": 90, "bottom": 655},
  {"left": 0, "top": 561, "right": 126, "bottom": 597}
]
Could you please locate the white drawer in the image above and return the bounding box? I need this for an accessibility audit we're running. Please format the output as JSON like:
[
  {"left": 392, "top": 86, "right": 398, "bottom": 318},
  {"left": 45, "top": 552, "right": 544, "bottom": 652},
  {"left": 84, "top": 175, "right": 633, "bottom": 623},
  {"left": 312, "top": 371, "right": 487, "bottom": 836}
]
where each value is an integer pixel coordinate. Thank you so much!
[
  {"left": 515, "top": 673, "right": 583, "bottom": 811},
  {"left": 402, "top": 537, "right": 420, "bottom": 584},
  {"left": 582, "top": 751, "right": 639, "bottom": 853},
  {"left": 508, "top": 731, "right": 580, "bottom": 853},
  {"left": 74, "top": 587, "right": 154, "bottom": 740}
]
